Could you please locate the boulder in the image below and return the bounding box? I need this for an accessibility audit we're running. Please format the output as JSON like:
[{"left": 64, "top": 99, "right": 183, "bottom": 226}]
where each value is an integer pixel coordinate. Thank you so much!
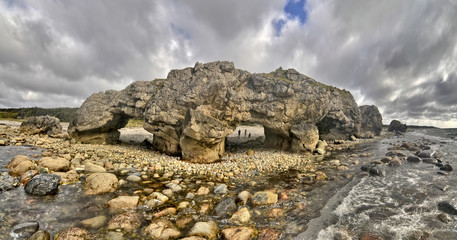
[
  {"left": 84, "top": 173, "right": 118, "bottom": 195},
  {"left": 56, "top": 227, "right": 87, "bottom": 240},
  {"left": 71, "top": 61, "right": 371, "bottom": 163},
  {"left": 80, "top": 215, "right": 107, "bottom": 229},
  {"left": 107, "top": 211, "right": 143, "bottom": 232},
  {"left": 38, "top": 157, "right": 70, "bottom": 172},
  {"left": 20, "top": 115, "right": 62, "bottom": 137},
  {"left": 28, "top": 230, "right": 51, "bottom": 240},
  {"left": 252, "top": 191, "right": 278, "bottom": 206},
  {"left": 7, "top": 155, "right": 32, "bottom": 169},
  {"left": 9, "top": 160, "right": 36, "bottom": 177},
  {"left": 187, "top": 221, "right": 218, "bottom": 240},
  {"left": 68, "top": 80, "right": 160, "bottom": 144},
  {"left": 107, "top": 196, "right": 139, "bottom": 211},
  {"left": 214, "top": 197, "right": 237, "bottom": 217},
  {"left": 359, "top": 105, "right": 383, "bottom": 136},
  {"left": 144, "top": 219, "right": 181, "bottom": 239},
  {"left": 388, "top": 120, "right": 407, "bottom": 132},
  {"left": 24, "top": 174, "right": 60, "bottom": 195},
  {"left": 221, "top": 227, "right": 255, "bottom": 240}
]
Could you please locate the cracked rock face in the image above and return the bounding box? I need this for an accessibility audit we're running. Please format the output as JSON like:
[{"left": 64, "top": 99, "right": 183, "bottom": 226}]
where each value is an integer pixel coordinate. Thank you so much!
[
  {"left": 359, "top": 105, "right": 383, "bottom": 137},
  {"left": 68, "top": 80, "right": 162, "bottom": 143},
  {"left": 70, "top": 61, "right": 378, "bottom": 163}
]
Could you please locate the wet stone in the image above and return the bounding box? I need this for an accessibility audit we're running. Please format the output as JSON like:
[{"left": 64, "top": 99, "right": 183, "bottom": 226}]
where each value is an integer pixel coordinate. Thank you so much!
[
  {"left": 221, "top": 227, "right": 255, "bottom": 240},
  {"left": 214, "top": 184, "right": 228, "bottom": 195},
  {"left": 369, "top": 166, "right": 385, "bottom": 176},
  {"left": 56, "top": 227, "right": 88, "bottom": 240},
  {"left": 440, "top": 164, "right": 453, "bottom": 172},
  {"left": 24, "top": 173, "right": 60, "bottom": 196},
  {"left": 407, "top": 156, "right": 421, "bottom": 163},
  {"left": 252, "top": 191, "right": 278, "bottom": 206},
  {"left": 438, "top": 201, "right": 457, "bottom": 215},
  {"left": 187, "top": 221, "right": 218, "bottom": 240},
  {"left": 28, "top": 230, "right": 51, "bottom": 240},
  {"left": 10, "top": 221, "right": 39, "bottom": 239},
  {"left": 214, "top": 197, "right": 236, "bottom": 217},
  {"left": 258, "top": 228, "right": 281, "bottom": 240}
]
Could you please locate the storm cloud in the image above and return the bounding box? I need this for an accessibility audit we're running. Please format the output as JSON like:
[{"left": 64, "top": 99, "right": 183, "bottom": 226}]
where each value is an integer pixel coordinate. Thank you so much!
[{"left": 0, "top": 0, "right": 456, "bottom": 127}]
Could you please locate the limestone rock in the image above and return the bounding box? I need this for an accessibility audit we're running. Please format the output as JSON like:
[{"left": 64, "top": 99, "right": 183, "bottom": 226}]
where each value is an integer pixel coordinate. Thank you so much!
[
  {"left": 68, "top": 80, "right": 161, "bottom": 144},
  {"left": 24, "top": 174, "right": 60, "bottom": 196},
  {"left": 7, "top": 155, "right": 32, "bottom": 169},
  {"left": 85, "top": 173, "right": 118, "bottom": 195},
  {"left": 28, "top": 230, "right": 51, "bottom": 240},
  {"left": 144, "top": 219, "right": 181, "bottom": 240},
  {"left": 9, "top": 160, "right": 36, "bottom": 177},
  {"left": 107, "top": 211, "right": 143, "bottom": 232},
  {"left": 80, "top": 215, "right": 107, "bottom": 229},
  {"left": 229, "top": 207, "right": 251, "bottom": 224},
  {"left": 359, "top": 105, "right": 383, "bottom": 136},
  {"left": 71, "top": 61, "right": 379, "bottom": 162},
  {"left": 187, "top": 221, "right": 218, "bottom": 240},
  {"left": 84, "top": 162, "right": 106, "bottom": 173},
  {"left": 38, "top": 157, "right": 70, "bottom": 172},
  {"left": 107, "top": 196, "right": 139, "bottom": 211},
  {"left": 252, "top": 191, "right": 278, "bottom": 206},
  {"left": 388, "top": 120, "right": 407, "bottom": 132},
  {"left": 145, "top": 62, "right": 361, "bottom": 161},
  {"left": 56, "top": 227, "right": 87, "bottom": 240},
  {"left": 221, "top": 227, "right": 255, "bottom": 240},
  {"left": 20, "top": 115, "right": 63, "bottom": 137}
]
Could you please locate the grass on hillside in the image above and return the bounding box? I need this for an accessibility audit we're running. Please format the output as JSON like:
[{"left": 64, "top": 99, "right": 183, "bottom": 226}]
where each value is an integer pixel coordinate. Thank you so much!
[{"left": 125, "top": 118, "right": 144, "bottom": 128}]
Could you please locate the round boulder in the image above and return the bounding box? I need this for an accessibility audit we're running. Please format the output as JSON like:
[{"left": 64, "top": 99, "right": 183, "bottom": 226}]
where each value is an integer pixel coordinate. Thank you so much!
[
  {"left": 85, "top": 173, "right": 118, "bottom": 195},
  {"left": 38, "top": 157, "right": 70, "bottom": 172}
]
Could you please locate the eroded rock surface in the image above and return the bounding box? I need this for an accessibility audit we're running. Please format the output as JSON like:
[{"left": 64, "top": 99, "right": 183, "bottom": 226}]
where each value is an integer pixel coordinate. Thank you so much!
[
  {"left": 20, "top": 115, "right": 63, "bottom": 137},
  {"left": 144, "top": 61, "right": 362, "bottom": 162},
  {"left": 68, "top": 80, "right": 162, "bottom": 143},
  {"left": 359, "top": 105, "right": 383, "bottom": 137},
  {"left": 70, "top": 61, "right": 378, "bottom": 163}
]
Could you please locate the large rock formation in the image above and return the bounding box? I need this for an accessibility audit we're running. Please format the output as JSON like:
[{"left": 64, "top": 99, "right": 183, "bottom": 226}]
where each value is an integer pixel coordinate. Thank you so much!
[
  {"left": 143, "top": 61, "right": 361, "bottom": 162},
  {"left": 68, "top": 80, "right": 163, "bottom": 143},
  {"left": 388, "top": 120, "right": 407, "bottom": 132},
  {"left": 70, "top": 61, "right": 375, "bottom": 163},
  {"left": 359, "top": 105, "right": 383, "bottom": 136}
]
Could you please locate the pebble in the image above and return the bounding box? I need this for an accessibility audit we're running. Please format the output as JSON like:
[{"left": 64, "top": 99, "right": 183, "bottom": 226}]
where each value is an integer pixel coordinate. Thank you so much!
[
  {"left": 229, "top": 207, "right": 251, "bottom": 224},
  {"left": 236, "top": 191, "right": 251, "bottom": 205},
  {"left": 10, "top": 221, "right": 39, "bottom": 239},
  {"left": 214, "top": 184, "right": 228, "bottom": 195},
  {"left": 187, "top": 221, "right": 218, "bottom": 240},
  {"left": 126, "top": 175, "right": 142, "bottom": 182},
  {"left": 221, "top": 227, "right": 255, "bottom": 240}
]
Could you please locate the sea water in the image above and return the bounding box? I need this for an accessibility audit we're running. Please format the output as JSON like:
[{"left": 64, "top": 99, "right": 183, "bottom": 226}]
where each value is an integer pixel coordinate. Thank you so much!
[{"left": 296, "top": 128, "right": 457, "bottom": 240}]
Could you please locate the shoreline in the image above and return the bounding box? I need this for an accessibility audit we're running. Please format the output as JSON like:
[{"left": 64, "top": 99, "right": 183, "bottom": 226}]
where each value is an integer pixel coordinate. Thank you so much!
[{"left": 0, "top": 119, "right": 391, "bottom": 239}]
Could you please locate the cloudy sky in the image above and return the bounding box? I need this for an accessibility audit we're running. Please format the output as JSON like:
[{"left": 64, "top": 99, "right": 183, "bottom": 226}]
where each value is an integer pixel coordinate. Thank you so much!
[{"left": 1, "top": 0, "right": 456, "bottom": 127}]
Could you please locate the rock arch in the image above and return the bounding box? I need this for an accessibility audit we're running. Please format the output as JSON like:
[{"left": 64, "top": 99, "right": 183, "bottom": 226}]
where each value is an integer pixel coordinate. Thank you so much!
[{"left": 70, "top": 61, "right": 381, "bottom": 163}]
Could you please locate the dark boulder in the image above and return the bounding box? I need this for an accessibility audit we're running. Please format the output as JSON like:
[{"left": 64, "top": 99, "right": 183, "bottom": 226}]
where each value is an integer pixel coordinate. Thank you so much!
[
  {"left": 25, "top": 174, "right": 60, "bottom": 196},
  {"left": 388, "top": 120, "right": 407, "bottom": 132},
  {"left": 20, "top": 115, "right": 63, "bottom": 137},
  {"left": 438, "top": 202, "right": 457, "bottom": 215},
  {"left": 407, "top": 156, "right": 422, "bottom": 163},
  {"left": 440, "top": 164, "right": 453, "bottom": 172},
  {"left": 214, "top": 197, "right": 236, "bottom": 217},
  {"left": 359, "top": 105, "right": 383, "bottom": 136}
]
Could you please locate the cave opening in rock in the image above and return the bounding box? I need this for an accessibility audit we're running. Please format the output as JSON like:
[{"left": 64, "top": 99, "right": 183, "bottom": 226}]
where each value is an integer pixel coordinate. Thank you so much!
[{"left": 225, "top": 124, "right": 265, "bottom": 153}]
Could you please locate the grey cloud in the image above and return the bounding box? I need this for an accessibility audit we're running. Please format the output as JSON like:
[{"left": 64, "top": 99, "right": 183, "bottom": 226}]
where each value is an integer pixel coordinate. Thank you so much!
[{"left": 0, "top": 0, "right": 456, "bottom": 127}]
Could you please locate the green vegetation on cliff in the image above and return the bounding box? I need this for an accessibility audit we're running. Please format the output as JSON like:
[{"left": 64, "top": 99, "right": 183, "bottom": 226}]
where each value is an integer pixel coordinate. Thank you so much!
[{"left": 0, "top": 107, "right": 78, "bottom": 122}]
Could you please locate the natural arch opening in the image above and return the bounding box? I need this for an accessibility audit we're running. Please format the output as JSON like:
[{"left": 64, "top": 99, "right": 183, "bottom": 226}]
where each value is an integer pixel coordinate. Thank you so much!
[
  {"left": 225, "top": 124, "right": 265, "bottom": 153},
  {"left": 119, "top": 118, "right": 153, "bottom": 145}
]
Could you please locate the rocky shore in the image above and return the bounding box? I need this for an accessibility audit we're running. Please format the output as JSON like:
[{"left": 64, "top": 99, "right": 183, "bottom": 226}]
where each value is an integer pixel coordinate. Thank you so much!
[{"left": 0, "top": 120, "right": 389, "bottom": 240}]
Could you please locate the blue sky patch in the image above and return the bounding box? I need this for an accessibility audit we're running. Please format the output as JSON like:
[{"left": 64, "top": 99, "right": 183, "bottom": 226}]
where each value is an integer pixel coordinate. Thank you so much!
[{"left": 274, "top": 0, "right": 308, "bottom": 36}]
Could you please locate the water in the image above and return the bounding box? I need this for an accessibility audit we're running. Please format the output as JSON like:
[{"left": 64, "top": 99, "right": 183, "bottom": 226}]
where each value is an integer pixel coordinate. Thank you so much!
[
  {"left": 2, "top": 128, "right": 457, "bottom": 239},
  {"left": 0, "top": 146, "right": 113, "bottom": 239},
  {"left": 296, "top": 128, "right": 457, "bottom": 240}
]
